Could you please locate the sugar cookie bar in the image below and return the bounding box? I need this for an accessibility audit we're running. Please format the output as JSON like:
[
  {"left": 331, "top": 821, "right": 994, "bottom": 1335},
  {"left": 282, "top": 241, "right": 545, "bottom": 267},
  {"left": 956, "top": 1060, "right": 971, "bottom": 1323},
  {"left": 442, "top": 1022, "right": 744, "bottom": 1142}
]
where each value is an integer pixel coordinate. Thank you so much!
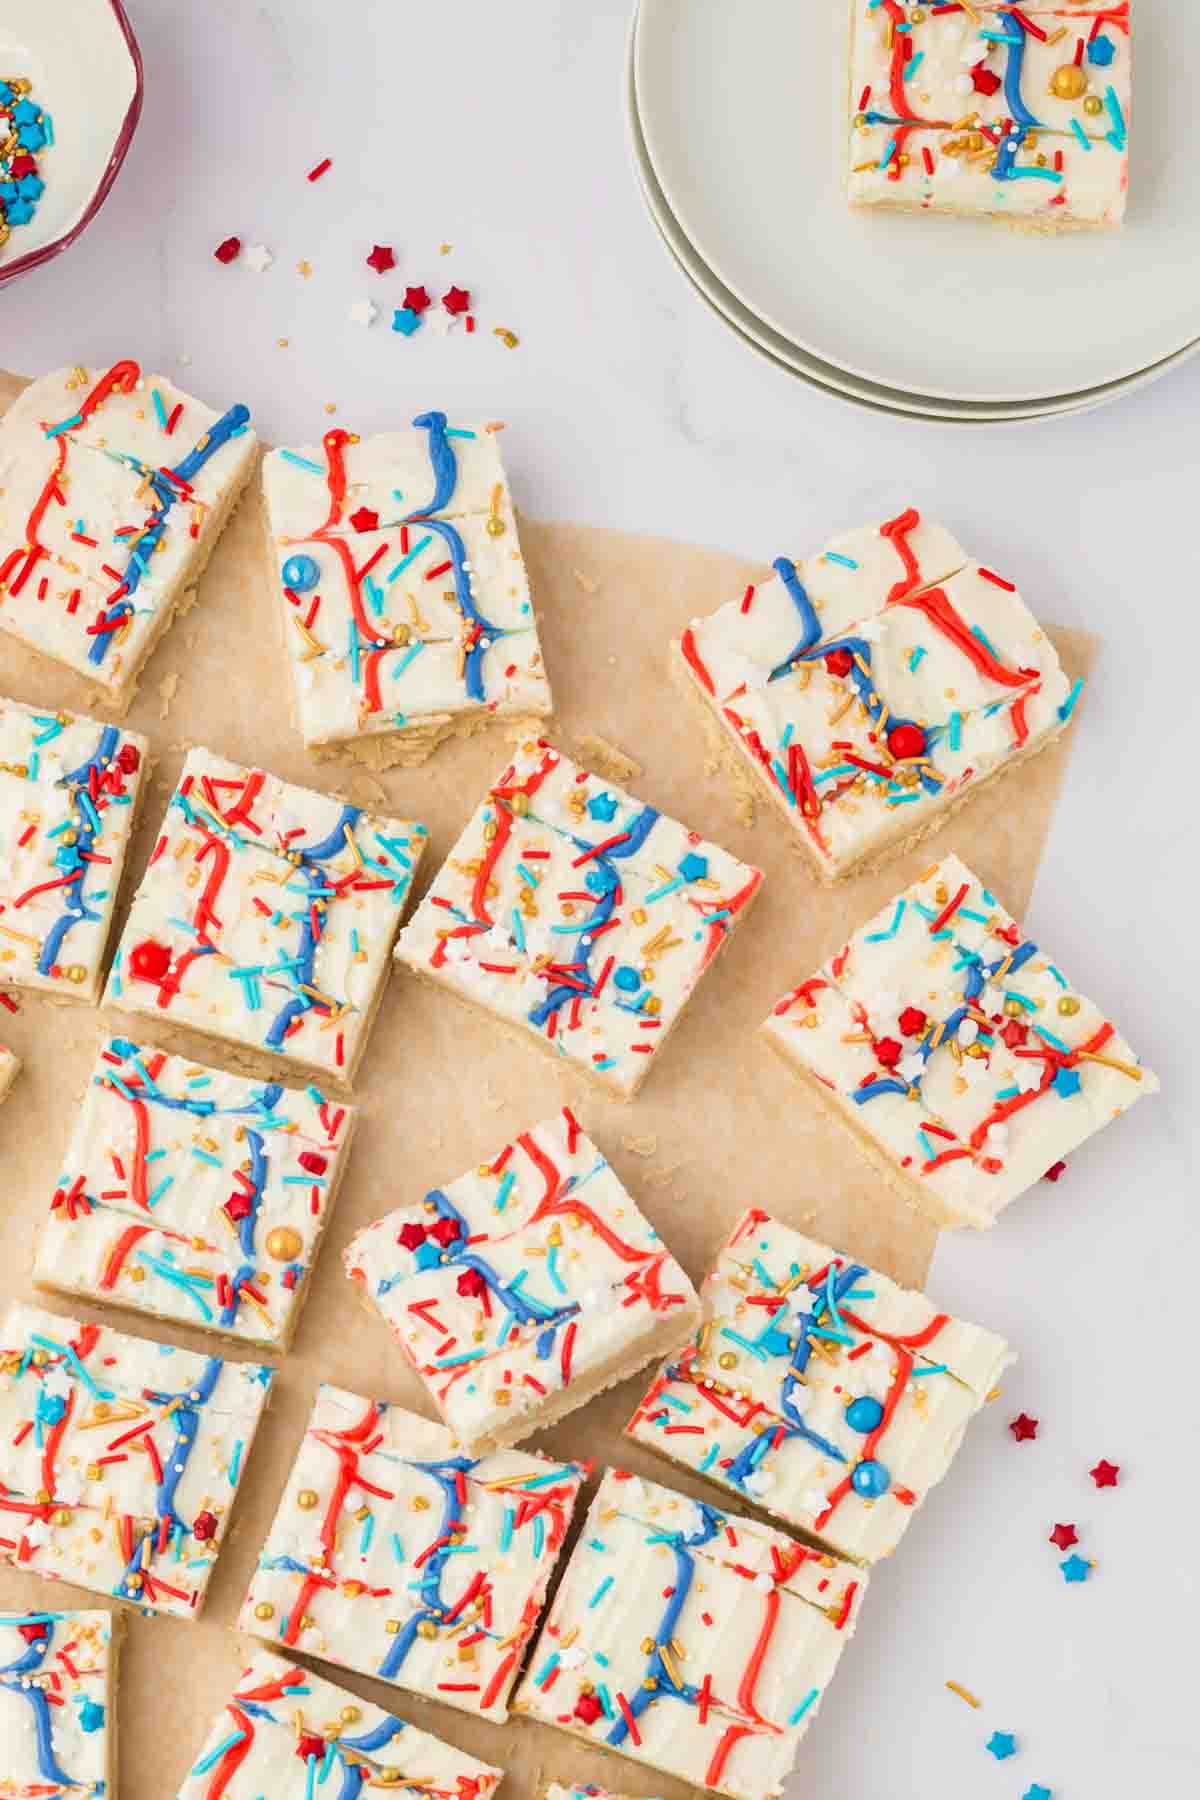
[
  {"left": 847, "top": 3, "right": 1131, "bottom": 230},
  {"left": 677, "top": 508, "right": 1077, "bottom": 882},
  {"left": 262, "top": 411, "right": 550, "bottom": 762},
  {"left": 0, "top": 1302, "right": 272, "bottom": 1618},
  {"left": 105, "top": 747, "right": 426, "bottom": 1088},
  {"left": 0, "top": 694, "right": 147, "bottom": 1002},
  {"left": 345, "top": 1108, "right": 700, "bottom": 1453},
  {"left": 629, "top": 1207, "right": 1013, "bottom": 1563},
  {"left": 761, "top": 853, "right": 1157, "bottom": 1228},
  {"left": 0, "top": 362, "right": 256, "bottom": 706},
  {"left": 34, "top": 1037, "right": 355, "bottom": 1350},
  {"left": 514, "top": 1467, "right": 867, "bottom": 1800},
  {"left": 240, "top": 1384, "right": 584, "bottom": 1721},
  {"left": 177, "top": 1648, "right": 502, "bottom": 1800},
  {"left": 395, "top": 739, "right": 763, "bottom": 1097},
  {"left": 0, "top": 1607, "right": 119, "bottom": 1799}
]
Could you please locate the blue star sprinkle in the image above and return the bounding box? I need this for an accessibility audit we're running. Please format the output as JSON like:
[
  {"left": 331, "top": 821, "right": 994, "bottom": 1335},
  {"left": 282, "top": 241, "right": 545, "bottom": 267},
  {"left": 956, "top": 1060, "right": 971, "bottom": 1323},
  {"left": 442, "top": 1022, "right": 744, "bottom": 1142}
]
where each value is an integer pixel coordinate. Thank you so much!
[
  {"left": 1023, "top": 1787, "right": 1053, "bottom": 1800},
  {"left": 391, "top": 307, "right": 422, "bottom": 337},
  {"left": 678, "top": 851, "right": 709, "bottom": 882},
  {"left": 1052, "top": 1066, "right": 1082, "bottom": 1099},
  {"left": 1060, "top": 1553, "right": 1091, "bottom": 1583},
  {"left": 587, "top": 791, "right": 619, "bottom": 822},
  {"left": 986, "top": 1732, "right": 1017, "bottom": 1761}
]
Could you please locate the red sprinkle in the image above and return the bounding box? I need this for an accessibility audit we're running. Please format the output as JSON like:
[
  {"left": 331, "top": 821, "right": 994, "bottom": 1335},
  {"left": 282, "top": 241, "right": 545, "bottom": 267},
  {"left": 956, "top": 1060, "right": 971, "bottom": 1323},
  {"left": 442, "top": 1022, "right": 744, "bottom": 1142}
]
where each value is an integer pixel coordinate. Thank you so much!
[
  {"left": 214, "top": 236, "right": 241, "bottom": 265},
  {"left": 1049, "top": 1523, "right": 1078, "bottom": 1551},
  {"left": 307, "top": 157, "right": 332, "bottom": 182},
  {"left": 1009, "top": 1413, "right": 1039, "bottom": 1443},
  {"left": 1089, "top": 1458, "right": 1120, "bottom": 1489},
  {"left": 366, "top": 244, "right": 396, "bottom": 275}
]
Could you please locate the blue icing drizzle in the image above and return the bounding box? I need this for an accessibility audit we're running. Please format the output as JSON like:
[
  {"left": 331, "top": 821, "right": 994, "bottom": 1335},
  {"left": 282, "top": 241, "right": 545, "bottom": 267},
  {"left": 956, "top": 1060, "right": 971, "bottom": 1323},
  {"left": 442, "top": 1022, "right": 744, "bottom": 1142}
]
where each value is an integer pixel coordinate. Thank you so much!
[
  {"left": 263, "top": 804, "right": 361, "bottom": 1050},
  {"left": 37, "top": 723, "right": 122, "bottom": 977},
  {"left": 0, "top": 1625, "right": 76, "bottom": 1785},
  {"left": 376, "top": 1457, "right": 478, "bottom": 1680}
]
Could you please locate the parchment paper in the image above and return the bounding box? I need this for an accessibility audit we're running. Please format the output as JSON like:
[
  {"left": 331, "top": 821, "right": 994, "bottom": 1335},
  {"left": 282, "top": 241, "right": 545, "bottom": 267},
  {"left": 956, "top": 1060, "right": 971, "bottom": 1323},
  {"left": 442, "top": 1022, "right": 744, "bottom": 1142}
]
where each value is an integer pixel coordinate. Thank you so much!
[{"left": 0, "top": 368, "right": 1097, "bottom": 1799}]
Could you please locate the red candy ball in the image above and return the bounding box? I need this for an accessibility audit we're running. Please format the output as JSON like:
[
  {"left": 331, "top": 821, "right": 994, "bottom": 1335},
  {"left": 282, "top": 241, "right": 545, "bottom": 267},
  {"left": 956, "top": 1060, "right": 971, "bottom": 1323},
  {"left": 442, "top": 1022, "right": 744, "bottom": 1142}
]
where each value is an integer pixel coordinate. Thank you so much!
[
  {"left": 129, "top": 939, "right": 171, "bottom": 983},
  {"left": 887, "top": 722, "right": 927, "bottom": 761}
]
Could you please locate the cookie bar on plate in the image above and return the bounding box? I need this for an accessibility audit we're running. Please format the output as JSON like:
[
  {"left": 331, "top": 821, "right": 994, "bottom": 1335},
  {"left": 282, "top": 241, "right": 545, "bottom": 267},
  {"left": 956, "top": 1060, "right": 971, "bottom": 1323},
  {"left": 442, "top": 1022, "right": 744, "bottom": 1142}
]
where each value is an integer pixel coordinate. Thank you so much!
[
  {"left": 0, "top": 694, "right": 147, "bottom": 1003},
  {"left": 847, "top": 3, "right": 1131, "bottom": 229},
  {"left": 345, "top": 1108, "right": 700, "bottom": 1453},
  {"left": 395, "top": 739, "right": 763, "bottom": 1097},
  {"left": 105, "top": 748, "right": 426, "bottom": 1089},
  {"left": 0, "top": 1608, "right": 119, "bottom": 1797},
  {"left": 0, "top": 1302, "right": 272, "bottom": 1618},
  {"left": 629, "top": 1208, "right": 1012, "bottom": 1564},
  {"left": 34, "top": 1037, "right": 355, "bottom": 1351},
  {"left": 262, "top": 410, "right": 550, "bottom": 763},
  {"left": 677, "top": 508, "right": 1077, "bottom": 883},
  {"left": 0, "top": 361, "right": 256, "bottom": 707},
  {"left": 514, "top": 1467, "right": 867, "bottom": 1800},
  {"left": 761, "top": 854, "right": 1157, "bottom": 1229},
  {"left": 241, "top": 1384, "right": 584, "bottom": 1722},
  {"left": 178, "top": 1649, "right": 502, "bottom": 1800}
]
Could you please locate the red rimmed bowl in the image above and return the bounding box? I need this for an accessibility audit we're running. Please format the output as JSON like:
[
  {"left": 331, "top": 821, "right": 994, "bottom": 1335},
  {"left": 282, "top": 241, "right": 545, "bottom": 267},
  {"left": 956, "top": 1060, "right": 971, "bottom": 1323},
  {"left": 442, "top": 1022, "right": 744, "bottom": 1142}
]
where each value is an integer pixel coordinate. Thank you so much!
[{"left": 0, "top": 0, "right": 142, "bottom": 286}]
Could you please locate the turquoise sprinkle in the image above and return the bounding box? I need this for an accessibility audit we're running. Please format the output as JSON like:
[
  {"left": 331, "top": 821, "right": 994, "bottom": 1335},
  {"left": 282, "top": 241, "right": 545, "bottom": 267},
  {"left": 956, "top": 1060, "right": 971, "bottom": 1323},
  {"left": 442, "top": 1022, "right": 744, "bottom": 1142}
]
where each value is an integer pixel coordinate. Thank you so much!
[
  {"left": 720, "top": 1328, "right": 768, "bottom": 1361},
  {"left": 535, "top": 1651, "right": 559, "bottom": 1685},
  {"left": 880, "top": 137, "right": 898, "bottom": 171},
  {"left": 1070, "top": 117, "right": 1092, "bottom": 152},
  {"left": 780, "top": 722, "right": 794, "bottom": 749},
  {"left": 192, "top": 1729, "right": 247, "bottom": 1775},
  {"left": 500, "top": 1506, "right": 515, "bottom": 1552},
  {"left": 1105, "top": 84, "right": 1126, "bottom": 139},
  {"left": 658, "top": 1392, "right": 693, "bottom": 1415},
  {"left": 948, "top": 712, "right": 962, "bottom": 752},
  {"left": 391, "top": 641, "right": 425, "bottom": 681},
  {"left": 971, "top": 624, "right": 1000, "bottom": 658},
  {"left": 1003, "top": 990, "right": 1036, "bottom": 1012},
  {"left": 386, "top": 534, "right": 433, "bottom": 583},
  {"left": 229, "top": 1440, "right": 243, "bottom": 1485},
  {"left": 909, "top": 1363, "right": 948, "bottom": 1379},
  {"left": 191, "top": 1148, "right": 223, "bottom": 1169},
  {"left": 700, "top": 1442, "right": 720, "bottom": 1472},
  {"left": 494, "top": 1170, "right": 515, "bottom": 1212},
  {"left": 533, "top": 1514, "right": 544, "bottom": 1560},
  {"left": 866, "top": 898, "right": 906, "bottom": 942},
  {"left": 770, "top": 758, "right": 797, "bottom": 805},
  {"left": 445, "top": 428, "right": 478, "bottom": 439},
  {"left": 546, "top": 1246, "right": 567, "bottom": 1294},
  {"left": 645, "top": 875, "right": 686, "bottom": 903},
  {"left": 596, "top": 1682, "right": 615, "bottom": 1718},
  {"left": 434, "top": 1349, "right": 486, "bottom": 1369},
  {"left": 29, "top": 1335, "right": 113, "bottom": 1401},
  {"left": 1033, "top": 1024, "right": 1071, "bottom": 1053},
  {"left": 147, "top": 1174, "right": 174, "bottom": 1208},
  {"left": 391, "top": 1533, "right": 406, "bottom": 1562},
  {"left": 515, "top": 862, "right": 541, "bottom": 889},
  {"left": 906, "top": 50, "right": 924, "bottom": 77},
  {"left": 279, "top": 450, "right": 325, "bottom": 474},
  {"left": 590, "top": 1575, "right": 614, "bottom": 1608},
  {"left": 1058, "top": 677, "right": 1083, "bottom": 722},
  {"left": 360, "top": 1512, "right": 375, "bottom": 1554},
  {"left": 137, "top": 1253, "right": 214, "bottom": 1320},
  {"left": 752, "top": 1257, "right": 778, "bottom": 1292},
  {"left": 788, "top": 1688, "right": 820, "bottom": 1727},
  {"left": 823, "top": 551, "right": 859, "bottom": 570},
  {"left": 151, "top": 388, "right": 168, "bottom": 430}
]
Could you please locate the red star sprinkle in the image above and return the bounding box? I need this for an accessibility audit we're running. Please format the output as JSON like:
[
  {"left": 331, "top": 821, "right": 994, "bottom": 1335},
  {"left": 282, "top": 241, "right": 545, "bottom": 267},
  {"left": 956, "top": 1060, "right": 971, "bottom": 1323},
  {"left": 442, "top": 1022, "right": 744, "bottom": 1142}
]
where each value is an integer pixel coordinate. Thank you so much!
[
  {"left": 457, "top": 1269, "right": 487, "bottom": 1299},
  {"left": 898, "top": 1006, "right": 927, "bottom": 1037},
  {"left": 403, "top": 284, "right": 431, "bottom": 314},
  {"left": 972, "top": 64, "right": 1002, "bottom": 95},
  {"left": 17, "top": 1622, "right": 48, "bottom": 1643},
  {"left": 874, "top": 1037, "right": 903, "bottom": 1069},
  {"left": 1009, "top": 1413, "right": 1039, "bottom": 1442},
  {"left": 223, "top": 1192, "right": 253, "bottom": 1224},
  {"left": 116, "top": 742, "right": 141, "bottom": 774},
  {"left": 1090, "top": 1459, "right": 1120, "bottom": 1488},
  {"left": 1049, "top": 1523, "right": 1078, "bottom": 1550},
  {"left": 429, "top": 1217, "right": 462, "bottom": 1248},
  {"left": 296, "top": 1734, "right": 327, "bottom": 1764},
  {"left": 824, "top": 648, "right": 853, "bottom": 678},
  {"left": 348, "top": 506, "right": 379, "bottom": 533},
  {"left": 1001, "top": 1017, "right": 1028, "bottom": 1049},
  {"left": 366, "top": 244, "right": 396, "bottom": 274},
  {"left": 1043, "top": 1159, "right": 1067, "bottom": 1182},
  {"left": 192, "top": 1509, "right": 218, "bottom": 1542},
  {"left": 574, "top": 1693, "right": 603, "bottom": 1725},
  {"left": 214, "top": 236, "right": 241, "bottom": 264},
  {"left": 397, "top": 1223, "right": 426, "bottom": 1251},
  {"left": 442, "top": 285, "right": 471, "bottom": 315}
]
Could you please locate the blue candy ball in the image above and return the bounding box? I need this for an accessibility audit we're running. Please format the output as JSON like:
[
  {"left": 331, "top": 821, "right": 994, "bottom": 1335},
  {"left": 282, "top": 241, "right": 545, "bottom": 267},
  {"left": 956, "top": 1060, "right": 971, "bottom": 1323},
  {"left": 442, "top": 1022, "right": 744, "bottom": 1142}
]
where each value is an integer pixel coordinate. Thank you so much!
[
  {"left": 851, "top": 1458, "right": 891, "bottom": 1499},
  {"left": 844, "top": 1395, "right": 885, "bottom": 1435},
  {"left": 282, "top": 553, "right": 321, "bottom": 592},
  {"left": 613, "top": 964, "right": 641, "bottom": 992}
]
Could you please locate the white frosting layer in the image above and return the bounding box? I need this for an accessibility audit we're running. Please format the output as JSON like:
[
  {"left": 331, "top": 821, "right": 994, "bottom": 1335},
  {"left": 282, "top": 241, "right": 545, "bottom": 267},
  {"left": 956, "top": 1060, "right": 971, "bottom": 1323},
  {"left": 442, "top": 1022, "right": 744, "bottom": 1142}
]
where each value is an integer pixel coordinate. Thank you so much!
[
  {"left": 345, "top": 1109, "right": 699, "bottom": 1450},
  {"left": 0, "top": 1608, "right": 114, "bottom": 1794},
  {"left": 680, "top": 510, "right": 1073, "bottom": 875},
  {"left": 0, "top": 1302, "right": 272, "bottom": 1619},
  {"left": 396, "top": 738, "right": 763, "bottom": 1097},
  {"left": 262, "top": 419, "right": 550, "bottom": 748},
  {"left": 848, "top": 3, "right": 1131, "bottom": 225},
  {"left": 0, "top": 365, "right": 256, "bottom": 692},
  {"left": 629, "top": 1207, "right": 1013, "bottom": 1562},
  {"left": 516, "top": 1467, "right": 868, "bottom": 1800},
  {"left": 0, "top": 693, "right": 146, "bottom": 1003},
  {"left": 177, "top": 1648, "right": 502, "bottom": 1800},
  {"left": 34, "top": 1037, "right": 355, "bottom": 1348},
  {"left": 240, "top": 1384, "right": 584, "bottom": 1722},
  {"left": 763, "top": 853, "right": 1157, "bottom": 1226},
  {"left": 106, "top": 747, "right": 426, "bottom": 1082}
]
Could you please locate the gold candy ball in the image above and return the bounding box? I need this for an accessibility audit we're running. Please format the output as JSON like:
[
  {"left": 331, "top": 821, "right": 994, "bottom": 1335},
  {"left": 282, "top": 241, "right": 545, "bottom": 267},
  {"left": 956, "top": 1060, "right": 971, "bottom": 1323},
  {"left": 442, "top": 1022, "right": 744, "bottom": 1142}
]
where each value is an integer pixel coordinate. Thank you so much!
[
  {"left": 1057, "top": 996, "right": 1081, "bottom": 1016},
  {"left": 297, "top": 1488, "right": 319, "bottom": 1510},
  {"left": 485, "top": 516, "right": 506, "bottom": 537},
  {"left": 1083, "top": 95, "right": 1103, "bottom": 116},
  {"left": 392, "top": 622, "right": 411, "bottom": 646},
  {"left": 1050, "top": 64, "right": 1089, "bottom": 101},
  {"left": 265, "top": 1226, "right": 303, "bottom": 1262},
  {"left": 718, "top": 1351, "right": 738, "bottom": 1371},
  {"left": 253, "top": 1601, "right": 274, "bottom": 1621}
]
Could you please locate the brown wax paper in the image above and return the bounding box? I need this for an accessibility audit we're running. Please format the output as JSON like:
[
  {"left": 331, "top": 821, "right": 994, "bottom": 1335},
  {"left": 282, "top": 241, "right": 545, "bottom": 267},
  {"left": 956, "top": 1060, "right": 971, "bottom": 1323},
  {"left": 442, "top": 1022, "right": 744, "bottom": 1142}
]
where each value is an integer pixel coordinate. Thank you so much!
[{"left": 0, "top": 368, "right": 1096, "bottom": 1799}]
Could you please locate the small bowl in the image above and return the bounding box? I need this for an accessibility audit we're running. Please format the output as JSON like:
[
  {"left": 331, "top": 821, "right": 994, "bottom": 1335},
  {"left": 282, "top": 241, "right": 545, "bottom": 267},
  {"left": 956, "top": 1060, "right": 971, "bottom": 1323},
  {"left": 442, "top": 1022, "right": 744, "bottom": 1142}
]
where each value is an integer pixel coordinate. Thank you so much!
[{"left": 0, "top": 0, "right": 142, "bottom": 286}]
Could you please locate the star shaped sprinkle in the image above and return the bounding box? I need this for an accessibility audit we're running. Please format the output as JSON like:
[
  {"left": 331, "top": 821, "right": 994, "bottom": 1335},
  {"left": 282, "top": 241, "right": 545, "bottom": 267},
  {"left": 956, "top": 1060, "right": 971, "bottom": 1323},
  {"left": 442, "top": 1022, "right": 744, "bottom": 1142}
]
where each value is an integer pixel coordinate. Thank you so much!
[
  {"left": 213, "top": 235, "right": 241, "bottom": 264},
  {"left": 348, "top": 298, "right": 378, "bottom": 327},
  {"left": 391, "top": 306, "right": 421, "bottom": 337},
  {"left": 1023, "top": 1787, "right": 1053, "bottom": 1800},
  {"left": 1009, "top": 1413, "right": 1039, "bottom": 1443},
  {"left": 986, "top": 1732, "right": 1017, "bottom": 1761},
  {"left": 243, "top": 243, "right": 274, "bottom": 273},
  {"left": 442, "top": 284, "right": 471, "bottom": 315},
  {"left": 1090, "top": 1458, "right": 1120, "bottom": 1488},
  {"left": 403, "top": 284, "right": 431, "bottom": 314},
  {"left": 587, "top": 791, "right": 619, "bottom": 823},
  {"left": 366, "top": 243, "right": 396, "bottom": 274},
  {"left": 1060, "top": 1554, "right": 1091, "bottom": 1583},
  {"left": 1048, "top": 1523, "right": 1078, "bottom": 1551},
  {"left": 1052, "top": 1066, "right": 1082, "bottom": 1099},
  {"left": 348, "top": 507, "right": 379, "bottom": 534},
  {"left": 679, "top": 852, "right": 709, "bottom": 882}
]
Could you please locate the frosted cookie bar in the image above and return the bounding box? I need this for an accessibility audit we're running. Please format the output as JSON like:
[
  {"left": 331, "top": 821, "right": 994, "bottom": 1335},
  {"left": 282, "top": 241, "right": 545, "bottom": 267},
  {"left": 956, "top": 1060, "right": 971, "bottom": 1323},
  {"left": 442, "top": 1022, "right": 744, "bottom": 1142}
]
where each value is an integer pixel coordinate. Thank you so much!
[
  {"left": 848, "top": 3, "right": 1131, "bottom": 230},
  {"left": 0, "top": 1302, "right": 272, "bottom": 1618},
  {"left": 761, "top": 853, "right": 1157, "bottom": 1228},
  {"left": 105, "top": 747, "right": 426, "bottom": 1088},
  {"left": 0, "top": 695, "right": 147, "bottom": 1003},
  {"left": 629, "top": 1207, "right": 1012, "bottom": 1563},
  {"left": 0, "top": 361, "right": 256, "bottom": 706},
  {"left": 514, "top": 1467, "right": 867, "bottom": 1800},
  {"left": 34, "top": 1037, "right": 355, "bottom": 1350},
  {"left": 263, "top": 411, "right": 550, "bottom": 763},
  {"left": 678, "top": 508, "right": 1077, "bottom": 882},
  {"left": 177, "top": 1648, "right": 502, "bottom": 1800},
  {"left": 345, "top": 1108, "right": 700, "bottom": 1453},
  {"left": 0, "top": 1608, "right": 118, "bottom": 1798},
  {"left": 395, "top": 738, "right": 764, "bottom": 1097},
  {"left": 240, "top": 1384, "right": 584, "bottom": 1722}
]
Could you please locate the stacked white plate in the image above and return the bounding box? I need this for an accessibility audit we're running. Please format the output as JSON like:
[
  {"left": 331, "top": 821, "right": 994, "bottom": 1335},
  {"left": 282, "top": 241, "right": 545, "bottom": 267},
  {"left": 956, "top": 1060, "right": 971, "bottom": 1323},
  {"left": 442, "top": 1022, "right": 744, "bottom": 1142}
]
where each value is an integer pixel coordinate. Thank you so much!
[{"left": 628, "top": 0, "right": 1200, "bottom": 423}]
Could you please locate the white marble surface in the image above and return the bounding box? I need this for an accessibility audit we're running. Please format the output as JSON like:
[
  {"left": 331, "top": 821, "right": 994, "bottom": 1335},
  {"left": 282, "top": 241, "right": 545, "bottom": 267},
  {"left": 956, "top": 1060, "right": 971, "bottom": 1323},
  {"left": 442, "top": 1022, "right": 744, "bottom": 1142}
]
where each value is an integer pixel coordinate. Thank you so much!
[{"left": 3, "top": 3, "right": 1197, "bottom": 1795}]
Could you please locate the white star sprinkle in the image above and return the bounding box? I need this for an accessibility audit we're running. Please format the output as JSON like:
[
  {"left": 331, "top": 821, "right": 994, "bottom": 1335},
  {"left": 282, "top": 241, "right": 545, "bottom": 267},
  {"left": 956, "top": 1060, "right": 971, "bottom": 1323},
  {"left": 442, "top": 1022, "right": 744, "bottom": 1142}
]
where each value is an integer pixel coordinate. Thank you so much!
[
  {"left": 348, "top": 298, "right": 378, "bottom": 327},
  {"left": 244, "top": 243, "right": 274, "bottom": 274}
]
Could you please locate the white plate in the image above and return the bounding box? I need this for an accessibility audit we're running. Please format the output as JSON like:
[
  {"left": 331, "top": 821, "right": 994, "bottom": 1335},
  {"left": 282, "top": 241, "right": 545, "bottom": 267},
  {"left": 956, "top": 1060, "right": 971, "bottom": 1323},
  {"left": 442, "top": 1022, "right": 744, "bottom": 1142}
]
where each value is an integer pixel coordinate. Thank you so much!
[
  {"left": 626, "top": 8, "right": 1195, "bottom": 423},
  {"left": 635, "top": 0, "right": 1200, "bottom": 404}
]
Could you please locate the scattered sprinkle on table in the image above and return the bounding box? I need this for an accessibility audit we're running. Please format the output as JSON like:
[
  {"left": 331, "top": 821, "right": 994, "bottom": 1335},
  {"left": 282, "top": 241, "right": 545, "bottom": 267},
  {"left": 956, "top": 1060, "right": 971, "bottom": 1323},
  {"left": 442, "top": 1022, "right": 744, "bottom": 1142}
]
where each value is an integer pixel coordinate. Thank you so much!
[
  {"left": 1060, "top": 1554, "right": 1092, "bottom": 1584},
  {"left": 1090, "top": 1458, "right": 1120, "bottom": 1488},
  {"left": 945, "top": 1681, "right": 981, "bottom": 1709},
  {"left": 986, "top": 1731, "right": 1017, "bottom": 1761},
  {"left": 307, "top": 156, "right": 332, "bottom": 181},
  {"left": 366, "top": 243, "right": 396, "bottom": 274},
  {"left": 244, "top": 242, "right": 273, "bottom": 272},
  {"left": 348, "top": 297, "right": 377, "bottom": 326},
  {"left": 1048, "top": 1523, "right": 1078, "bottom": 1550},
  {"left": 214, "top": 234, "right": 241, "bottom": 263},
  {"left": 1009, "top": 1412, "right": 1039, "bottom": 1442},
  {"left": 442, "top": 284, "right": 471, "bottom": 315}
]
